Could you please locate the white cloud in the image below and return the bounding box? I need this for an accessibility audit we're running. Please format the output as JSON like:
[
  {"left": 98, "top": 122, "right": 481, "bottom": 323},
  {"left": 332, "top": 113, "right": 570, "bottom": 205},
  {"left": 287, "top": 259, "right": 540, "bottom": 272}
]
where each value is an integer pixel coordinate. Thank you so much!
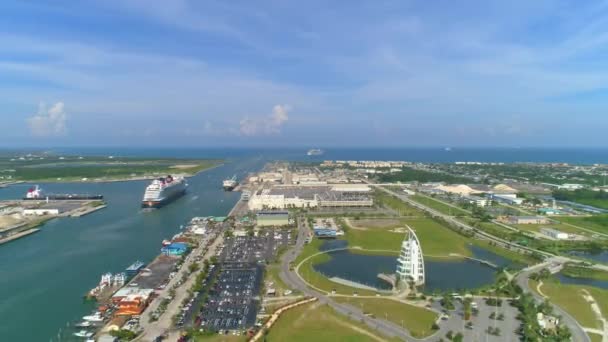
[
  {"left": 239, "top": 104, "right": 291, "bottom": 136},
  {"left": 27, "top": 102, "right": 67, "bottom": 137}
]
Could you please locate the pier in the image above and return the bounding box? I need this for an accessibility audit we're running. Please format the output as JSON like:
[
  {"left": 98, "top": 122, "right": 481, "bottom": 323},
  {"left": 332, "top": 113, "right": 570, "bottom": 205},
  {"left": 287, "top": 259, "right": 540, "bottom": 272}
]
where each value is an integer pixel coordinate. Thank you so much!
[{"left": 449, "top": 253, "right": 499, "bottom": 268}]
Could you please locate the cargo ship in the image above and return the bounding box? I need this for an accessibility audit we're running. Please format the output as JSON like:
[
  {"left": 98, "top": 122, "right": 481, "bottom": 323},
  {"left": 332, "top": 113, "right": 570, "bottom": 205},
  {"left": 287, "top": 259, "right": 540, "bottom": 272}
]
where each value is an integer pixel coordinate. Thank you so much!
[
  {"left": 141, "top": 175, "right": 187, "bottom": 208},
  {"left": 23, "top": 185, "right": 103, "bottom": 200},
  {"left": 222, "top": 175, "right": 238, "bottom": 191}
]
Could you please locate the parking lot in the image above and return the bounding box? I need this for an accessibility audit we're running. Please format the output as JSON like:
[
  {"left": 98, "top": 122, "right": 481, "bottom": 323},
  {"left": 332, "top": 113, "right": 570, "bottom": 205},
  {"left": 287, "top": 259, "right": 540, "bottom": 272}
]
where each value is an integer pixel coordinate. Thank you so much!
[
  {"left": 219, "top": 230, "right": 292, "bottom": 263},
  {"left": 198, "top": 262, "right": 263, "bottom": 332}
]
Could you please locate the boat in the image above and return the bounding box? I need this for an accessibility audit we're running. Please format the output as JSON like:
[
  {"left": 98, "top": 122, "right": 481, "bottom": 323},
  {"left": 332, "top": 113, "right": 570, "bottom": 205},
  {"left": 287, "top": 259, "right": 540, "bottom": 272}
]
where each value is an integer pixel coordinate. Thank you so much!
[
  {"left": 126, "top": 260, "right": 145, "bottom": 276},
  {"left": 306, "top": 148, "right": 324, "bottom": 156},
  {"left": 141, "top": 175, "right": 187, "bottom": 208},
  {"left": 222, "top": 175, "right": 238, "bottom": 191},
  {"left": 75, "top": 321, "right": 92, "bottom": 328},
  {"left": 162, "top": 239, "right": 172, "bottom": 246},
  {"left": 73, "top": 330, "right": 94, "bottom": 338},
  {"left": 23, "top": 185, "right": 103, "bottom": 200},
  {"left": 82, "top": 313, "right": 104, "bottom": 322}
]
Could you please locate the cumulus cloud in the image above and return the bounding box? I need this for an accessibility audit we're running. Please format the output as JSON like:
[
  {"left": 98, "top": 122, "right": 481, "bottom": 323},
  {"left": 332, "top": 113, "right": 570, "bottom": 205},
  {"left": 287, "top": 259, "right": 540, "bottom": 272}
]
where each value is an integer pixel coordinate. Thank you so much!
[
  {"left": 27, "top": 102, "right": 67, "bottom": 137},
  {"left": 239, "top": 104, "right": 291, "bottom": 136}
]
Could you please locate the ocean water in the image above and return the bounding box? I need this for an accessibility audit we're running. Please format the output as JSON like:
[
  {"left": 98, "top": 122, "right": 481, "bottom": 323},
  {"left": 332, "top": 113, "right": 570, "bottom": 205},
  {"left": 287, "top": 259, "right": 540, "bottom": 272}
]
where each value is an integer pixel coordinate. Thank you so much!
[{"left": 31, "top": 146, "right": 608, "bottom": 164}]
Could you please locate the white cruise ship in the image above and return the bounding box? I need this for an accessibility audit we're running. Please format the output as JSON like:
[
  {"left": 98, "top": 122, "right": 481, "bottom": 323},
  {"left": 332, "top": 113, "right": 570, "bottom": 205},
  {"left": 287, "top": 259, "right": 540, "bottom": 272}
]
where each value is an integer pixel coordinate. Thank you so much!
[{"left": 142, "top": 175, "right": 187, "bottom": 208}]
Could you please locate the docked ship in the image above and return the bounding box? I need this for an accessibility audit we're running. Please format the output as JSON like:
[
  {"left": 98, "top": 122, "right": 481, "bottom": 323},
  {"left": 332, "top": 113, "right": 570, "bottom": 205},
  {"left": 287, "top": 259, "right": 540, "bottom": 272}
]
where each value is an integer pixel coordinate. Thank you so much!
[
  {"left": 141, "top": 175, "right": 187, "bottom": 208},
  {"left": 222, "top": 175, "right": 238, "bottom": 191},
  {"left": 307, "top": 148, "right": 324, "bottom": 156},
  {"left": 23, "top": 185, "right": 103, "bottom": 200}
]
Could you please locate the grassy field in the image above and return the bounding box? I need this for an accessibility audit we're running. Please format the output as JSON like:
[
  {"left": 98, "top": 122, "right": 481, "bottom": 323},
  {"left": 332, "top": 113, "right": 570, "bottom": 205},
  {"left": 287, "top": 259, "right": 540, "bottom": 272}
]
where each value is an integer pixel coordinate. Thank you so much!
[
  {"left": 559, "top": 216, "right": 608, "bottom": 235},
  {"left": 513, "top": 222, "right": 593, "bottom": 236},
  {"left": 266, "top": 302, "right": 399, "bottom": 342},
  {"left": 347, "top": 218, "right": 402, "bottom": 229},
  {"left": 405, "top": 218, "right": 471, "bottom": 256},
  {"left": 334, "top": 298, "right": 438, "bottom": 338},
  {"left": 344, "top": 217, "right": 471, "bottom": 257},
  {"left": 530, "top": 279, "right": 603, "bottom": 330},
  {"left": 0, "top": 155, "right": 220, "bottom": 182},
  {"left": 590, "top": 333, "right": 603, "bottom": 342},
  {"left": 374, "top": 192, "right": 423, "bottom": 216},
  {"left": 410, "top": 195, "right": 469, "bottom": 216}
]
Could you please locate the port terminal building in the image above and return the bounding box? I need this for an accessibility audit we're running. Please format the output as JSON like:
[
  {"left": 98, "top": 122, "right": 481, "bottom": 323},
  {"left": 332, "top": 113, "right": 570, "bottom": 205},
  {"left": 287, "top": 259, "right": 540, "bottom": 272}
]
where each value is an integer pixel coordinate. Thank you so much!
[{"left": 247, "top": 185, "right": 373, "bottom": 210}]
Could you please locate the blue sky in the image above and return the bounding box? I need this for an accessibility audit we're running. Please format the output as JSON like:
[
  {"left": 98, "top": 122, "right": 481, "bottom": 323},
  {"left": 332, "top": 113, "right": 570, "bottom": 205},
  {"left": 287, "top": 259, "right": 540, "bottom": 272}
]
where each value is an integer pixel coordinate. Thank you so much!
[{"left": 2, "top": 0, "right": 608, "bottom": 147}]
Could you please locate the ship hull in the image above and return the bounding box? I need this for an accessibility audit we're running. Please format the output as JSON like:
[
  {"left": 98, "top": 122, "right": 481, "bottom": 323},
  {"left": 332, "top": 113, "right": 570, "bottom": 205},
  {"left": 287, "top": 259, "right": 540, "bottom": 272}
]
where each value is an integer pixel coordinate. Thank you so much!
[
  {"left": 223, "top": 185, "right": 237, "bottom": 191},
  {"left": 141, "top": 188, "right": 186, "bottom": 208}
]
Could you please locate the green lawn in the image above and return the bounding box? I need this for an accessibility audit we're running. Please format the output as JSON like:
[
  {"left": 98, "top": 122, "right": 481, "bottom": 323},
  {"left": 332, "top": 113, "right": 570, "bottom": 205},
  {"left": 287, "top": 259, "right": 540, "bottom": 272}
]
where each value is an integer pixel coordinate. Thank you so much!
[
  {"left": 513, "top": 222, "right": 593, "bottom": 236},
  {"left": 530, "top": 279, "right": 601, "bottom": 330},
  {"left": 344, "top": 217, "right": 471, "bottom": 257},
  {"left": 334, "top": 298, "right": 438, "bottom": 338},
  {"left": 194, "top": 335, "right": 244, "bottom": 342},
  {"left": 559, "top": 216, "right": 608, "bottom": 235},
  {"left": 405, "top": 218, "right": 471, "bottom": 256},
  {"left": 266, "top": 302, "right": 399, "bottom": 342},
  {"left": 590, "top": 333, "right": 603, "bottom": 342},
  {"left": 472, "top": 240, "right": 538, "bottom": 266},
  {"left": 375, "top": 192, "right": 424, "bottom": 216},
  {"left": 410, "top": 195, "right": 470, "bottom": 216}
]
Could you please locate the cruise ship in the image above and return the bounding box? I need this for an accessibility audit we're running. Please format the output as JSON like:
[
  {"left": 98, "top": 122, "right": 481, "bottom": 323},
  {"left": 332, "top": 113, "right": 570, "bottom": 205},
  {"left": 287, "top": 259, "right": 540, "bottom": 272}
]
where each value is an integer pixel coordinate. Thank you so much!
[
  {"left": 223, "top": 175, "right": 238, "bottom": 191},
  {"left": 307, "top": 148, "right": 324, "bottom": 156},
  {"left": 141, "top": 175, "right": 187, "bottom": 208}
]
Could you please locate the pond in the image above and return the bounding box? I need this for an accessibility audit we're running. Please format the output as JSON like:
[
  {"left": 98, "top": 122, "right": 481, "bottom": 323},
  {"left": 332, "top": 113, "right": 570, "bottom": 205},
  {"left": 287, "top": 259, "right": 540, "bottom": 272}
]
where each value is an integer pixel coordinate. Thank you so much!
[
  {"left": 312, "top": 241, "right": 512, "bottom": 293},
  {"left": 557, "top": 273, "right": 608, "bottom": 290}
]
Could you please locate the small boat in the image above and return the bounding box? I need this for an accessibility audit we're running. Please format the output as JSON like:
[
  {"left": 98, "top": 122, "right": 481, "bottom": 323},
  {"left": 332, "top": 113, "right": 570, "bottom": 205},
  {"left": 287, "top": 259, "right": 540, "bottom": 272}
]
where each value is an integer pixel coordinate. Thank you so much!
[
  {"left": 162, "top": 239, "right": 171, "bottom": 246},
  {"left": 75, "top": 321, "right": 92, "bottom": 327},
  {"left": 82, "top": 313, "right": 104, "bottom": 322},
  {"left": 74, "top": 330, "right": 94, "bottom": 337}
]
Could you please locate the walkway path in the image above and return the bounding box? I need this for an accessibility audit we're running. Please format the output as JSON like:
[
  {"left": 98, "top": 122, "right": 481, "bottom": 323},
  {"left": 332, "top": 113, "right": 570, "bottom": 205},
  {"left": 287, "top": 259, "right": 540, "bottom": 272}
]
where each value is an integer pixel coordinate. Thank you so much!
[{"left": 581, "top": 289, "right": 608, "bottom": 342}]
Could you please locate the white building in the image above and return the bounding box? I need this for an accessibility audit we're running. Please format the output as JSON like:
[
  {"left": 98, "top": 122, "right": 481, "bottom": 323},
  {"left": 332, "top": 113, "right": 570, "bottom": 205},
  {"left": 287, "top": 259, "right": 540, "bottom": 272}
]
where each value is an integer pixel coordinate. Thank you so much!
[
  {"left": 462, "top": 196, "right": 491, "bottom": 207},
  {"left": 396, "top": 226, "right": 425, "bottom": 286},
  {"left": 558, "top": 183, "right": 584, "bottom": 190},
  {"left": 540, "top": 227, "right": 569, "bottom": 240}
]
